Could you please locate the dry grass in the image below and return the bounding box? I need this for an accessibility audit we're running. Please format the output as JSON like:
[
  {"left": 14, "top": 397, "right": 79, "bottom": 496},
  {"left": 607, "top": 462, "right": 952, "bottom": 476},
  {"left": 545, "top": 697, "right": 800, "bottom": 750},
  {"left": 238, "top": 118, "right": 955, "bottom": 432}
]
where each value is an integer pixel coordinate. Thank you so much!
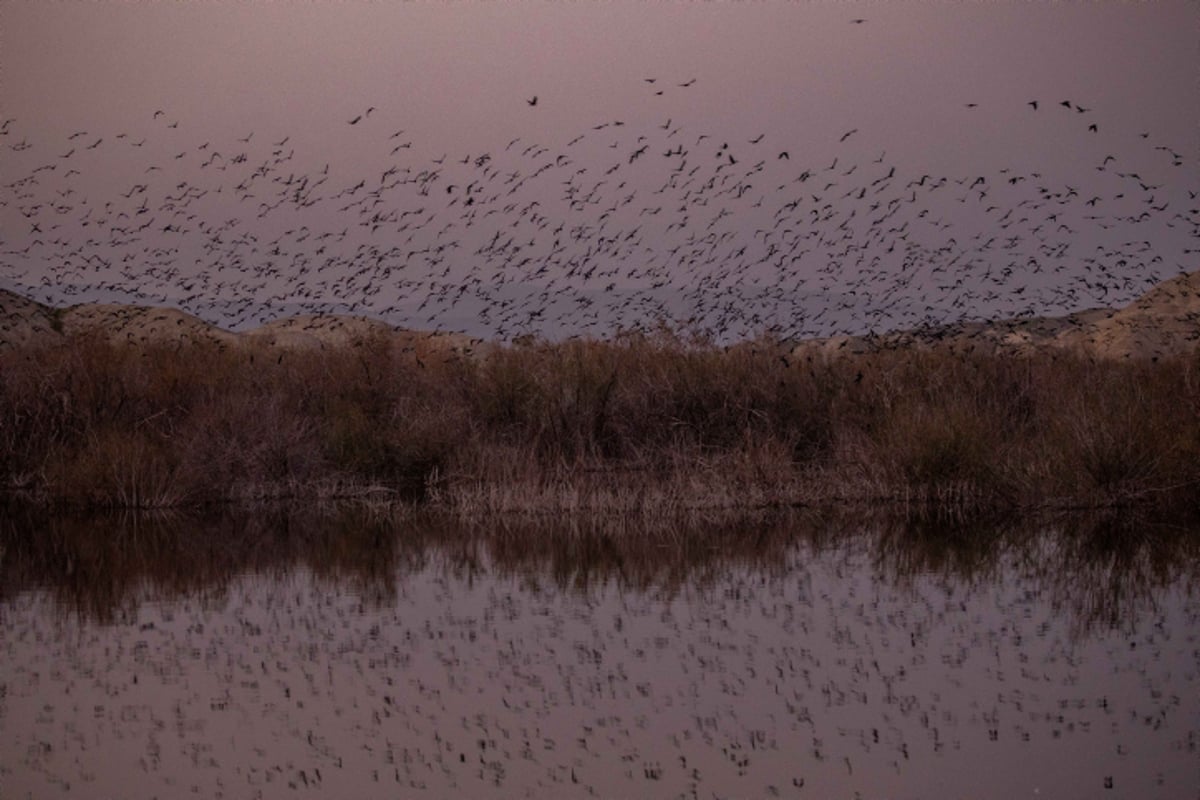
[{"left": 1, "top": 330, "right": 1198, "bottom": 514}]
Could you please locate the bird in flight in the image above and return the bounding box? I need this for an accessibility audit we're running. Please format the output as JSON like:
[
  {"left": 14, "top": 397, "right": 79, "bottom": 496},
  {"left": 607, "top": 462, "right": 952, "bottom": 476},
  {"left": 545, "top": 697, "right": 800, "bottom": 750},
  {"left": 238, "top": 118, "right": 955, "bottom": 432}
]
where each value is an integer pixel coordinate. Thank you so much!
[
  {"left": 1028, "top": 101, "right": 1038, "bottom": 110},
  {"left": 850, "top": 18, "right": 866, "bottom": 24},
  {"left": 527, "top": 96, "right": 538, "bottom": 106},
  {"left": 840, "top": 128, "right": 858, "bottom": 142}
]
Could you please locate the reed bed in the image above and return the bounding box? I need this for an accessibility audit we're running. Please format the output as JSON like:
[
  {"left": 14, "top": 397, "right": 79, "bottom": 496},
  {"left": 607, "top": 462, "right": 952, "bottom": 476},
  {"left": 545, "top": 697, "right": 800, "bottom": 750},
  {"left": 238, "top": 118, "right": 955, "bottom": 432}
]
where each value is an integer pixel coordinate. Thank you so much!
[{"left": 1, "top": 329, "right": 1198, "bottom": 515}]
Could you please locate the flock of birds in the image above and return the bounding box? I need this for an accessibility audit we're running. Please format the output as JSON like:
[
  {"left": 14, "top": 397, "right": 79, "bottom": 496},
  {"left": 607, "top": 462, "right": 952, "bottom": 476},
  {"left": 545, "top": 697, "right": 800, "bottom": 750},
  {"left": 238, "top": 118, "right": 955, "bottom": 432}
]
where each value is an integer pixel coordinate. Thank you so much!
[
  {"left": 1, "top": 82, "right": 1195, "bottom": 343},
  {"left": 2, "top": 532, "right": 1195, "bottom": 798}
]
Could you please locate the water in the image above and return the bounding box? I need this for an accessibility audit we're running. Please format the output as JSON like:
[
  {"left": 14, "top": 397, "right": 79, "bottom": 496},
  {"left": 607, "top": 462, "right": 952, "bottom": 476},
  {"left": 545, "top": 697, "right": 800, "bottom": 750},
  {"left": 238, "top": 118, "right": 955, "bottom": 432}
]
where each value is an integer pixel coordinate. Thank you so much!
[{"left": 1, "top": 510, "right": 1197, "bottom": 798}]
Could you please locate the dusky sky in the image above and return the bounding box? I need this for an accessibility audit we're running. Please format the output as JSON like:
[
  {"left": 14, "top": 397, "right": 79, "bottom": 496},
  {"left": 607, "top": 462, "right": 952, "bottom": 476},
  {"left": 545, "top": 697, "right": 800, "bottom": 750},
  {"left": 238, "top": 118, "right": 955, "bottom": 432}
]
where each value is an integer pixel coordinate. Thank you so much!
[{"left": 2, "top": 1, "right": 1196, "bottom": 340}]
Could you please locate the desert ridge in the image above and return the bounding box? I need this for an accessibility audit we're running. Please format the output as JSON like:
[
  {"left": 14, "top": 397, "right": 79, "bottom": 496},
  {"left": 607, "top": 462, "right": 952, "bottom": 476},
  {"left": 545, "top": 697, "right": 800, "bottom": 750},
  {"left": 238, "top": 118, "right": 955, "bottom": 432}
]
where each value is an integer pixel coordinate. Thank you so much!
[
  {"left": 0, "top": 289, "right": 488, "bottom": 359},
  {"left": 1070, "top": 269, "right": 1200, "bottom": 357},
  {"left": 55, "top": 303, "right": 239, "bottom": 348},
  {"left": 2, "top": 268, "right": 1199, "bottom": 359},
  {"left": 787, "top": 269, "right": 1200, "bottom": 361},
  {"left": 0, "top": 289, "right": 61, "bottom": 349}
]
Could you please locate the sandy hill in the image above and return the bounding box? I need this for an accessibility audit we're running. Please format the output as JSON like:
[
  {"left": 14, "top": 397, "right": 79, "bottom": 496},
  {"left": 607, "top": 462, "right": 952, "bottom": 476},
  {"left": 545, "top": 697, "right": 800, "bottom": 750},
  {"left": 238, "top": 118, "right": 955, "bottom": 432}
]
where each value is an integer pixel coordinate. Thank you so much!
[
  {"left": 2, "top": 270, "right": 1197, "bottom": 360},
  {"left": 0, "top": 292, "right": 490, "bottom": 361},
  {"left": 0, "top": 289, "right": 61, "bottom": 349},
  {"left": 1056, "top": 270, "right": 1200, "bottom": 358},
  {"left": 242, "top": 314, "right": 397, "bottom": 350},
  {"left": 791, "top": 271, "right": 1200, "bottom": 362},
  {"left": 243, "top": 314, "right": 490, "bottom": 360},
  {"left": 58, "top": 303, "right": 239, "bottom": 347}
]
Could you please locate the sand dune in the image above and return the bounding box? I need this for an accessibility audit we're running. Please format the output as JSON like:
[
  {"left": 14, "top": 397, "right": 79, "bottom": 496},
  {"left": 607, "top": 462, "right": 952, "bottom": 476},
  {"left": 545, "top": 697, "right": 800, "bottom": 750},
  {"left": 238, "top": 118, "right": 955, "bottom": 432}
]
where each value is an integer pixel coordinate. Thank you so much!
[
  {"left": 58, "top": 303, "right": 239, "bottom": 347},
  {"left": 0, "top": 289, "right": 61, "bottom": 348},
  {"left": 242, "top": 314, "right": 397, "bottom": 350},
  {"left": 242, "top": 314, "right": 489, "bottom": 359},
  {"left": 0, "top": 291, "right": 490, "bottom": 363},
  {"left": 790, "top": 270, "right": 1200, "bottom": 362},
  {"left": 1057, "top": 270, "right": 1200, "bottom": 358},
  {"left": 3, "top": 271, "right": 1198, "bottom": 360}
]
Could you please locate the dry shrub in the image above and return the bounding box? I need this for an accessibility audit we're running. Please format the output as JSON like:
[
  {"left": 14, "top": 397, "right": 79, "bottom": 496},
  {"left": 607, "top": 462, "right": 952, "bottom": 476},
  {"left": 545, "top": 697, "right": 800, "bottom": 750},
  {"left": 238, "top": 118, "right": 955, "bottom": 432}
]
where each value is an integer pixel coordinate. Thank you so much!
[
  {"left": 875, "top": 399, "right": 1007, "bottom": 499},
  {"left": 1032, "top": 356, "right": 1199, "bottom": 504},
  {"left": 174, "top": 392, "right": 325, "bottom": 501},
  {"left": 44, "top": 427, "right": 185, "bottom": 508},
  {"left": 3, "top": 329, "right": 1199, "bottom": 512}
]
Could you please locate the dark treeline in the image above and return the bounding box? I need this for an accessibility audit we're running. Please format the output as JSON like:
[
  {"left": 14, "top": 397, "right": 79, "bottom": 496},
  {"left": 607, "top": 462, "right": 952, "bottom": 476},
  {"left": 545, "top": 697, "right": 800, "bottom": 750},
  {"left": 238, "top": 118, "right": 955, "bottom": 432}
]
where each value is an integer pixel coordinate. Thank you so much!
[{"left": 1, "top": 330, "right": 1199, "bottom": 515}]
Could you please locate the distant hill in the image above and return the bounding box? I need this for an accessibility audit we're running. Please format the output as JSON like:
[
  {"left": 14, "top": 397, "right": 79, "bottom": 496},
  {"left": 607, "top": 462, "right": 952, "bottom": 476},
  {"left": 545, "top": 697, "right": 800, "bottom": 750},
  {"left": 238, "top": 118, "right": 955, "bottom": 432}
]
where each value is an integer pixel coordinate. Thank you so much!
[
  {"left": 0, "top": 289, "right": 61, "bottom": 348},
  {"left": 3, "top": 271, "right": 1199, "bottom": 360},
  {"left": 790, "top": 270, "right": 1200, "bottom": 361},
  {"left": 57, "top": 303, "right": 239, "bottom": 347},
  {"left": 0, "top": 290, "right": 487, "bottom": 360},
  {"left": 1061, "top": 269, "right": 1200, "bottom": 358}
]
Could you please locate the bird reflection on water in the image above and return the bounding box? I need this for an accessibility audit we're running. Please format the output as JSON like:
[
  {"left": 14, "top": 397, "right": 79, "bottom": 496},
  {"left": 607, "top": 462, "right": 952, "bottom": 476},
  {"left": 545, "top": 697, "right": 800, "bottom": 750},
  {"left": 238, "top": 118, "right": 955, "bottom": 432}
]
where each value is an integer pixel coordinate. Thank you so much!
[{"left": 1, "top": 508, "right": 1197, "bottom": 798}]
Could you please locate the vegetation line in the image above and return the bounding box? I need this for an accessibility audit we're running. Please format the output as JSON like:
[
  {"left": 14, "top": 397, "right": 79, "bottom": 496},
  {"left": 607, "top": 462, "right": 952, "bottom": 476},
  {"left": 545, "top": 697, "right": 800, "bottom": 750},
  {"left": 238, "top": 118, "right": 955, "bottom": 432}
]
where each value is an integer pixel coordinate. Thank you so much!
[{"left": 2, "top": 330, "right": 1198, "bottom": 517}]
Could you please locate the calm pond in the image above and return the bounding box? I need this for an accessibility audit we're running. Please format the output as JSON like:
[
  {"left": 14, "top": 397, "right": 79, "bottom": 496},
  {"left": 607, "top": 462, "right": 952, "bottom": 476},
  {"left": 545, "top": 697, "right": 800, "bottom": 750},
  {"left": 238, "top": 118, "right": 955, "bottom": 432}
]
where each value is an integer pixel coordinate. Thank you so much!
[{"left": 1, "top": 509, "right": 1197, "bottom": 799}]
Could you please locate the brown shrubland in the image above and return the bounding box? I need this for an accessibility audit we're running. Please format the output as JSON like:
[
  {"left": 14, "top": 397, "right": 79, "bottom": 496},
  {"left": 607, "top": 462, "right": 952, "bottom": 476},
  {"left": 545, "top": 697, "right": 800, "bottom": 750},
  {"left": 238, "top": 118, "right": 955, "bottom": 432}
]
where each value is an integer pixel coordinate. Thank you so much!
[{"left": 1, "top": 329, "right": 1198, "bottom": 515}]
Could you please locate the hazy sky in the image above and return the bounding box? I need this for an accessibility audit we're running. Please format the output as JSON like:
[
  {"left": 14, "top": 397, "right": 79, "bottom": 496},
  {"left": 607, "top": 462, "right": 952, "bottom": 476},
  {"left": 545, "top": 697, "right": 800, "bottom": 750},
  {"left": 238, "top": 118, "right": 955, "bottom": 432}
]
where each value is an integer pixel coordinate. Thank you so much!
[{"left": 2, "top": 1, "right": 1196, "bottom": 339}]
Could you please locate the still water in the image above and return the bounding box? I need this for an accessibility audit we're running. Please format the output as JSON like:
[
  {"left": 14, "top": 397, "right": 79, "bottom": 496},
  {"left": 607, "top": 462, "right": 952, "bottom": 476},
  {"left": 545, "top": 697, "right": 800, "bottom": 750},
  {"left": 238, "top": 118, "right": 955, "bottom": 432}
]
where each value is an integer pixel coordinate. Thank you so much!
[{"left": 1, "top": 510, "right": 1197, "bottom": 798}]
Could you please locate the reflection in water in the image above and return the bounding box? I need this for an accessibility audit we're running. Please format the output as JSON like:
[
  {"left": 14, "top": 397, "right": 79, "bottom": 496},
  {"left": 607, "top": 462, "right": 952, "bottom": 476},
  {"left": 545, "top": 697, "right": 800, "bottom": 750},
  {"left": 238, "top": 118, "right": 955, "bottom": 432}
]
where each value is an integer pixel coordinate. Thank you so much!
[
  {"left": 1, "top": 507, "right": 1197, "bottom": 798},
  {"left": 0, "top": 508, "right": 412, "bottom": 624},
  {"left": 871, "top": 511, "right": 1200, "bottom": 640}
]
